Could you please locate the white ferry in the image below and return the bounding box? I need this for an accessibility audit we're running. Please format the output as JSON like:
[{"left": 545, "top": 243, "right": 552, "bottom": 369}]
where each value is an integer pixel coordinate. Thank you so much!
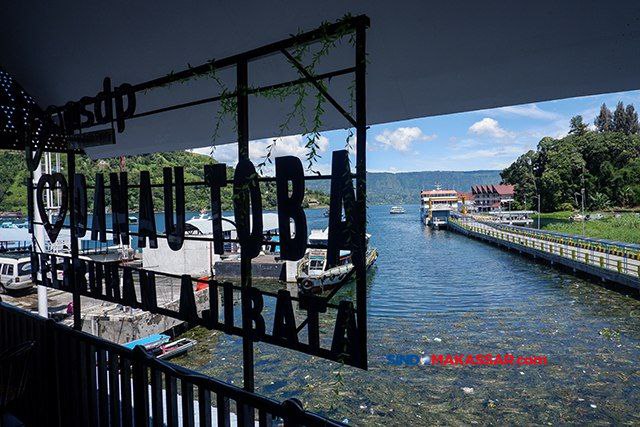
[
  {"left": 297, "top": 228, "right": 378, "bottom": 293},
  {"left": 419, "top": 186, "right": 458, "bottom": 228},
  {"left": 389, "top": 206, "right": 406, "bottom": 214}
]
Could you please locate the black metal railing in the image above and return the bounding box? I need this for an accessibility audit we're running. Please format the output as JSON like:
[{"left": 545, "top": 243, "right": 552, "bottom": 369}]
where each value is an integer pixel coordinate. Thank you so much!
[{"left": 0, "top": 302, "right": 343, "bottom": 427}]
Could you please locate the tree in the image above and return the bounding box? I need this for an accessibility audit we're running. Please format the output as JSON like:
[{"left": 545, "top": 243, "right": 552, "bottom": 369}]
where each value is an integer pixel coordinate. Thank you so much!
[
  {"left": 613, "top": 101, "right": 628, "bottom": 133},
  {"left": 500, "top": 150, "right": 538, "bottom": 209},
  {"left": 502, "top": 130, "right": 640, "bottom": 212},
  {"left": 594, "top": 103, "right": 613, "bottom": 132},
  {"left": 619, "top": 186, "right": 633, "bottom": 207},
  {"left": 626, "top": 104, "right": 639, "bottom": 134},
  {"left": 589, "top": 192, "right": 611, "bottom": 210},
  {"left": 569, "top": 115, "right": 588, "bottom": 136}
]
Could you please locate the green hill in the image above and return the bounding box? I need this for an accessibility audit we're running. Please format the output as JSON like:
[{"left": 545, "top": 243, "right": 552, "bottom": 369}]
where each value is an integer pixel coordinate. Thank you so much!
[
  {"left": 1, "top": 150, "right": 501, "bottom": 212},
  {"left": 308, "top": 170, "right": 502, "bottom": 204},
  {"left": 0, "top": 151, "right": 329, "bottom": 214}
]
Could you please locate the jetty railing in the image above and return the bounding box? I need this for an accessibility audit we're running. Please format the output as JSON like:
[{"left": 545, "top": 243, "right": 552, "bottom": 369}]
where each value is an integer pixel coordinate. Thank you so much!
[
  {"left": 0, "top": 240, "right": 32, "bottom": 253},
  {"left": 0, "top": 301, "right": 343, "bottom": 427},
  {"left": 449, "top": 217, "right": 640, "bottom": 290}
]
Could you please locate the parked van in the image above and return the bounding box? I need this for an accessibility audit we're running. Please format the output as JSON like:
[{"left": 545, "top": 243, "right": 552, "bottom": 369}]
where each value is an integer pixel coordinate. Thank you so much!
[{"left": 0, "top": 254, "right": 34, "bottom": 293}]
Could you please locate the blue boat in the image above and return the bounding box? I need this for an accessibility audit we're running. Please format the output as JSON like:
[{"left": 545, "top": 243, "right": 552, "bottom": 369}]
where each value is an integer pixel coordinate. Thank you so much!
[{"left": 123, "top": 333, "right": 170, "bottom": 350}]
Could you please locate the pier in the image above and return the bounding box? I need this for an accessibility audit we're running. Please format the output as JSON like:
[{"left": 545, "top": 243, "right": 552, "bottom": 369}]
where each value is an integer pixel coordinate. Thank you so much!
[{"left": 449, "top": 217, "right": 640, "bottom": 290}]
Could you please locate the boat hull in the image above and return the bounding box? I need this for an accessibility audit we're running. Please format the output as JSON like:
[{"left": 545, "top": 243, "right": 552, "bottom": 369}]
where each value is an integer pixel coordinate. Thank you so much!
[{"left": 298, "top": 248, "right": 378, "bottom": 293}]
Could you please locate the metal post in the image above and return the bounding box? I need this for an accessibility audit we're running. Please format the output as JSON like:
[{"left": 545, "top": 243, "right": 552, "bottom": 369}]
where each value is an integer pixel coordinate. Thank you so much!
[
  {"left": 33, "top": 158, "right": 48, "bottom": 317},
  {"left": 67, "top": 151, "right": 81, "bottom": 330},
  {"left": 537, "top": 194, "right": 540, "bottom": 230},
  {"left": 355, "top": 23, "right": 368, "bottom": 369},
  {"left": 581, "top": 187, "right": 585, "bottom": 237},
  {"left": 236, "top": 58, "right": 254, "bottom": 394}
]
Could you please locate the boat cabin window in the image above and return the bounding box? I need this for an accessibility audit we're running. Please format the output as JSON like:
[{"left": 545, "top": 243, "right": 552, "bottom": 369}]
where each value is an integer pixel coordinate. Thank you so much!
[
  {"left": 309, "top": 239, "right": 328, "bottom": 247},
  {"left": 309, "top": 259, "right": 324, "bottom": 270}
]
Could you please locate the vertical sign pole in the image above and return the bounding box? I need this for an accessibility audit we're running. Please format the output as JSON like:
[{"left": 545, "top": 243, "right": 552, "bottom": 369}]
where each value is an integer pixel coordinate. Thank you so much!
[
  {"left": 355, "top": 24, "right": 368, "bottom": 369},
  {"left": 67, "top": 151, "right": 81, "bottom": 330},
  {"left": 32, "top": 158, "right": 49, "bottom": 317},
  {"left": 236, "top": 58, "right": 255, "bottom": 394}
]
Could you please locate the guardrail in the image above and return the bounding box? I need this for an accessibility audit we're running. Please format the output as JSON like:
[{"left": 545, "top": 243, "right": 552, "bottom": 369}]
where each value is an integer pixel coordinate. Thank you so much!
[
  {"left": 0, "top": 302, "right": 344, "bottom": 427},
  {"left": 0, "top": 240, "right": 32, "bottom": 253},
  {"left": 449, "top": 218, "right": 640, "bottom": 289}
]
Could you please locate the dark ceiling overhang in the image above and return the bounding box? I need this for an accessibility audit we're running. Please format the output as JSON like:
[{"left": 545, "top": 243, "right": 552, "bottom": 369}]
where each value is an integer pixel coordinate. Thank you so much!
[{"left": 2, "top": 1, "right": 640, "bottom": 158}]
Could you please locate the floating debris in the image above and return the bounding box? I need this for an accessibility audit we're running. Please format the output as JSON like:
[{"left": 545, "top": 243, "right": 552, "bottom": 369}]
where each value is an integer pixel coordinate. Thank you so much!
[
  {"left": 462, "top": 387, "right": 474, "bottom": 394},
  {"left": 599, "top": 328, "right": 620, "bottom": 341},
  {"left": 433, "top": 337, "right": 442, "bottom": 342}
]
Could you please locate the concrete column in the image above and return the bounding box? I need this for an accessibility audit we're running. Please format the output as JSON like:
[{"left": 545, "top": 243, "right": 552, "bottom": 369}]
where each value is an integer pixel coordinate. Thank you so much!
[{"left": 285, "top": 260, "right": 298, "bottom": 283}]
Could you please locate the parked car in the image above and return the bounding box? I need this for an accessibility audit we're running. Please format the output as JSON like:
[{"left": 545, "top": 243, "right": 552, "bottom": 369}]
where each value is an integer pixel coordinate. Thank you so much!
[{"left": 0, "top": 254, "right": 34, "bottom": 293}]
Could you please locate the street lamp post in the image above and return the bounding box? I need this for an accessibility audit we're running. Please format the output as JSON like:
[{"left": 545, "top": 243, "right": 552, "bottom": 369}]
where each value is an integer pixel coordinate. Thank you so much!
[
  {"left": 536, "top": 194, "right": 541, "bottom": 229},
  {"left": 580, "top": 187, "right": 585, "bottom": 236},
  {"left": 575, "top": 190, "right": 586, "bottom": 236}
]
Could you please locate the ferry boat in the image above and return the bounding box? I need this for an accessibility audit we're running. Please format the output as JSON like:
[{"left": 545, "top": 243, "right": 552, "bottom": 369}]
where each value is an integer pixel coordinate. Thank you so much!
[
  {"left": 389, "top": 206, "right": 406, "bottom": 214},
  {"left": 419, "top": 186, "right": 458, "bottom": 228},
  {"left": 297, "top": 228, "right": 378, "bottom": 293}
]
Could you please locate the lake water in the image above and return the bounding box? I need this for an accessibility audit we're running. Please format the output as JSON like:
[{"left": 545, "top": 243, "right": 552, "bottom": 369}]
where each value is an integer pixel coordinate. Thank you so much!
[
  {"left": 171, "top": 204, "right": 640, "bottom": 425},
  {"left": 10, "top": 205, "right": 639, "bottom": 424}
]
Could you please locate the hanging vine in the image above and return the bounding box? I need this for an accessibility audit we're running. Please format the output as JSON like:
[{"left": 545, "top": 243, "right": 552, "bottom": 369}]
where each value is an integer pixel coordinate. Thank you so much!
[{"left": 150, "top": 14, "right": 359, "bottom": 173}]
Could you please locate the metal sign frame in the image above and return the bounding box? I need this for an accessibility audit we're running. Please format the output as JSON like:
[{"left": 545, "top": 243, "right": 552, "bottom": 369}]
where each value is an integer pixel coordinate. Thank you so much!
[{"left": 20, "top": 15, "right": 370, "bottom": 400}]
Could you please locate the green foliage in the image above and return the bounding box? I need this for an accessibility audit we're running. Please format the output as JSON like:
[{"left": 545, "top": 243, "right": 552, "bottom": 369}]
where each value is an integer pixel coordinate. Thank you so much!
[
  {"left": 557, "top": 202, "right": 575, "bottom": 212},
  {"left": 0, "top": 151, "right": 29, "bottom": 213},
  {"left": 0, "top": 151, "right": 330, "bottom": 213},
  {"left": 594, "top": 103, "right": 613, "bottom": 132},
  {"left": 569, "top": 115, "right": 588, "bottom": 136},
  {"left": 542, "top": 213, "right": 640, "bottom": 244},
  {"left": 502, "top": 107, "right": 640, "bottom": 212}
]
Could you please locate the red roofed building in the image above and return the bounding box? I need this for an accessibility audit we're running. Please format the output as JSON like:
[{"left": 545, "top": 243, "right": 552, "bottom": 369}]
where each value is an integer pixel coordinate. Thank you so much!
[{"left": 471, "top": 184, "right": 515, "bottom": 212}]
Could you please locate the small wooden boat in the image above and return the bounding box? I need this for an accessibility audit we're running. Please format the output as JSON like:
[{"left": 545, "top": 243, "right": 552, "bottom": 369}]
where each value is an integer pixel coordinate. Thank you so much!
[
  {"left": 123, "top": 333, "right": 171, "bottom": 350},
  {"left": 124, "top": 335, "right": 197, "bottom": 360},
  {"left": 155, "top": 338, "right": 197, "bottom": 360},
  {"left": 297, "top": 228, "right": 378, "bottom": 293}
]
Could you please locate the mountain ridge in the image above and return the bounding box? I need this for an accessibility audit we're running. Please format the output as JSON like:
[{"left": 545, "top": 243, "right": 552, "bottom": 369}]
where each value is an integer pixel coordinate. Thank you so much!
[{"left": 308, "top": 169, "right": 502, "bottom": 204}]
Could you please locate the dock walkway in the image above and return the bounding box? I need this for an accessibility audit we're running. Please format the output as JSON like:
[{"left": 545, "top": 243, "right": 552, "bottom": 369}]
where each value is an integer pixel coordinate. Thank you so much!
[{"left": 449, "top": 217, "right": 640, "bottom": 290}]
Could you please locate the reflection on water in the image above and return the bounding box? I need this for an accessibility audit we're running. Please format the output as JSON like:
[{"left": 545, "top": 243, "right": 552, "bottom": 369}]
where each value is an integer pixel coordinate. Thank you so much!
[{"left": 174, "top": 204, "right": 640, "bottom": 425}]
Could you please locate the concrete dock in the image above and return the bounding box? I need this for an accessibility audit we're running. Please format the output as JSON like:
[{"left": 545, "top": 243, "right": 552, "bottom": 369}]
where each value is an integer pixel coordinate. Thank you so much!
[{"left": 1, "top": 274, "right": 210, "bottom": 343}]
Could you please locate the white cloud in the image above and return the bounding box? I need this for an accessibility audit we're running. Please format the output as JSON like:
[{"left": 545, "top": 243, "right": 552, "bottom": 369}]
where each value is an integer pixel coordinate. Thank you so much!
[
  {"left": 468, "top": 118, "right": 514, "bottom": 138},
  {"left": 191, "top": 134, "right": 330, "bottom": 172},
  {"left": 450, "top": 145, "right": 522, "bottom": 160},
  {"left": 374, "top": 127, "right": 436, "bottom": 152},
  {"left": 494, "top": 104, "right": 562, "bottom": 121}
]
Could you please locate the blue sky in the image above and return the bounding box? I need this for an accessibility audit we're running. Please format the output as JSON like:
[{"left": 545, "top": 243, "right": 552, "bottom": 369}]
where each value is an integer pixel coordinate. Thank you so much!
[{"left": 194, "top": 89, "right": 640, "bottom": 173}]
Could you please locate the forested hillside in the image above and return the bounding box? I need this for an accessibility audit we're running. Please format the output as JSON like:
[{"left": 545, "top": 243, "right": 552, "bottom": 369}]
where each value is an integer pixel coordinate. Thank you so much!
[
  {"left": 308, "top": 170, "right": 501, "bottom": 204},
  {"left": 0, "top": 151, "right": 329, "bottom": 213},
  {"left": 502, "top": 102, "right": 640, "bottom": 212}
]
